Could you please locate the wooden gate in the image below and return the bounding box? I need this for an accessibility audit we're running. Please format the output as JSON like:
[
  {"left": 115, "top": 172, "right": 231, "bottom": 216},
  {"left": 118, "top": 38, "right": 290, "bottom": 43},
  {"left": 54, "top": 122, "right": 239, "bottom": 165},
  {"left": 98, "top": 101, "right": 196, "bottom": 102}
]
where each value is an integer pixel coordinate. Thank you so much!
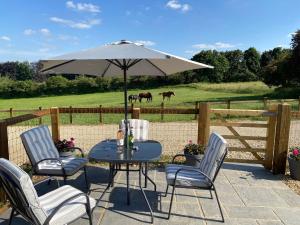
[{"left": 197, "top": 103, "right": 291, "bottom": 173}]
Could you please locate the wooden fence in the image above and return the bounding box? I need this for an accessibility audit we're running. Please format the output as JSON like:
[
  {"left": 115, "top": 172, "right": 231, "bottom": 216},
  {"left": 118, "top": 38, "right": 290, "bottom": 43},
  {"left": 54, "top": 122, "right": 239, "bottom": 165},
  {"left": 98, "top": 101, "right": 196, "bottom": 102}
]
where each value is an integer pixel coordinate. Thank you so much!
[{"left": 0, "top": 103, "right": 294, "bottom": 201}]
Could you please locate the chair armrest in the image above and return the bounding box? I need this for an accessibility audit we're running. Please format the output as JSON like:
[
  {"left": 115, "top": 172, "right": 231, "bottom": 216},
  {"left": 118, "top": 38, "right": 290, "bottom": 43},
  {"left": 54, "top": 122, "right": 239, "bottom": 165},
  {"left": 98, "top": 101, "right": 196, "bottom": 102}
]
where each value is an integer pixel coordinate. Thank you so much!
[
  {"left": 33, "top": 158, "right": 66, "bottom": 176},
  {"left": 172, "top": 154, "right": 201, "bottom": 164},
  {"left": 66, "top": 147, "right": 85, "bottom": 157},
  {"left": 43, "top": 192, "right": 91, "bottom": 225},
  {"left": 174, "top": 168, "right": 214, "bottom": 187}
]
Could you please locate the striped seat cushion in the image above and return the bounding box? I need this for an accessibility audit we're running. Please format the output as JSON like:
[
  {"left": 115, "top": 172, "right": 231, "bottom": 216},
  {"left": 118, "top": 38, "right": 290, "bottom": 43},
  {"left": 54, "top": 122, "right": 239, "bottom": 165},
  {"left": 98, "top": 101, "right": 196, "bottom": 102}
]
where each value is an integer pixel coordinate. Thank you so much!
[
  {"left": 20, "top": 125, "right": 59, "bottom": 165},
  {"left": 0, "top": 158, "right": 47, "bottom": 224},
  {"left": 36, "top": 157, "right": 88, "bottom": 176},
  {"left": 198, "top": 132, "right": 227, "bottom": 181},
  {"left": 165, "top": 164, "right": 211, "bottom": 187},
  {"left": 120, "top": 119, "right": 149, "bottom": 141},
  {"left": 39, "top": 185, "right": 96, "bottom": 225}
]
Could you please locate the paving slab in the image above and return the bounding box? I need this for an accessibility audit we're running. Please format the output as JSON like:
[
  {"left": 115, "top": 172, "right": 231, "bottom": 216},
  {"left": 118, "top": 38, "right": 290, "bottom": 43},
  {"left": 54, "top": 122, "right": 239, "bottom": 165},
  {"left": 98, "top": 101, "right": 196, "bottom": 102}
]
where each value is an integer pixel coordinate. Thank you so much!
[{"left": 0, "top": 163, "right": 299, "bottom": 225}]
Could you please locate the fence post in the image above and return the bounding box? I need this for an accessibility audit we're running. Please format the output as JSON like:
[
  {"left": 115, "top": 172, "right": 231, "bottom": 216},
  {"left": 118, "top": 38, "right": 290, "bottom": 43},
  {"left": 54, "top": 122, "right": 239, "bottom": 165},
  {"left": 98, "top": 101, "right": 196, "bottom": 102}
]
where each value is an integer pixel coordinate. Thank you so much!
[
  {"left": 226, "top": 100, "right": 231, "bottom": 118},
  {"left": 298, "top": 96, "right": 300, "bottom": 111},
  {"left": 263, "top": 97, "right": 268, "bottom": 110},
  {"left": 161, "top": 102, "right": 164, "bottom": 121},
  {"left": 198, "top": 102, "right": 210, "bottom": 146},
  {"left": 99, "top": 105, "right": 102, "bottom": 124},
  {"left": 9, "top": 108, "right": 13, "bottom": 118},
  {"left": 50, "top": 107, "right": 60, "bottom": 142},
  {"left": 69, "top": 106, "right": 73, "bottom": 124},
  {"left": 0, "top": 122, "right": 9, "bottom": 202},
  {"left": 132, "top": 108, "right": 140, "bottom": 119},
  {"left": 194, "top": 101, "right": 199, "bottom": 120},
  {"left": 264, "top": 104, "right": 277, "bottom": 170},
  {"left": 38, "top": 106, "right": 42, "bottom": 124},
  {"left": 273, "top": 103, "right": 291, "bottom": 174}
]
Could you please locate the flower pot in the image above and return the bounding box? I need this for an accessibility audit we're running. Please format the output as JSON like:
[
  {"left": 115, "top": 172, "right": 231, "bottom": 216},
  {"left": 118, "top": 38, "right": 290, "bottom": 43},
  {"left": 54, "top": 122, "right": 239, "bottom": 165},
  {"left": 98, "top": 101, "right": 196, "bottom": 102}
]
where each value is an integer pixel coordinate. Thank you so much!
[
  {"left": 184, "top": 152, "right": 203, "bottom": 168},
  {"left": 59, "top": 151, "right": 73, "bottom": 158},
  {"left": 288, "top": 155, "right": 300, "bottom": 180}
]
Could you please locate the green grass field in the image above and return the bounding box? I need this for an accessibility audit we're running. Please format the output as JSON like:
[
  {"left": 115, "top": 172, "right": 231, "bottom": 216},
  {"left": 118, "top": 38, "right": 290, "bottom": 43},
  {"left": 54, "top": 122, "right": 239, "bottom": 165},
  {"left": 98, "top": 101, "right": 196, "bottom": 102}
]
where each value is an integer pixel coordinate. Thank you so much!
[{"left": 0, "top": 81, "right": 298, "bottom": 123}]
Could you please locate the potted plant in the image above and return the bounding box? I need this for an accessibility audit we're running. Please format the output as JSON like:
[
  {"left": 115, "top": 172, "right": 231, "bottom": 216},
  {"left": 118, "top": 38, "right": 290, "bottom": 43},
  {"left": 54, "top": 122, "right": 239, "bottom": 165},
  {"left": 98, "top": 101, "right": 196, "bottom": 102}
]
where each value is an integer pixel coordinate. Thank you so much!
[
  {"left": 288, "top": 147, "right": 300, "bottom": 180},
  {"left": 183, "top": 140, "right": 205, "bottom": 167},
  {"left": 55, "top": 137, "right": 75, "bottom": 157}
]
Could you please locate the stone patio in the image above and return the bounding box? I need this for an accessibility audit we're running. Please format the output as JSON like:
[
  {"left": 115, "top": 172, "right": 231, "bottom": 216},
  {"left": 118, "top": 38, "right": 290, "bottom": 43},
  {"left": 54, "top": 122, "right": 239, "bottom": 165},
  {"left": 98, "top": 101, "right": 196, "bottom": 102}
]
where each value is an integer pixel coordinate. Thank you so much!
[{"left": 1, "top": 163, "right": 300, "bottom": 225}]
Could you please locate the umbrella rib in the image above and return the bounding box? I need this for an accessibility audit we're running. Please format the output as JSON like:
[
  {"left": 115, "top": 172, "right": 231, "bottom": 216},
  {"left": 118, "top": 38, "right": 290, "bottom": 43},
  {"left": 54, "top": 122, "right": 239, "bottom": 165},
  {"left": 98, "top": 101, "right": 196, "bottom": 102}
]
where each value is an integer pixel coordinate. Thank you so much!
[
  {"left": 114, "top": 59, "right": 123, "bottom": 68},
  {"left": 106, "top": 59, "right": 122, "bottom": 68},
  {"left": 145, "top": 59, "right": 167, "bottom": 76},
  {"left": 127, "top": 59, "right": 142, "bottom": 69},
  {"left": 40, "top": 60, "right": 76, "bottom": 72},
  {"left": 101, "top": 62, "right": 112, "bottom": 77}
]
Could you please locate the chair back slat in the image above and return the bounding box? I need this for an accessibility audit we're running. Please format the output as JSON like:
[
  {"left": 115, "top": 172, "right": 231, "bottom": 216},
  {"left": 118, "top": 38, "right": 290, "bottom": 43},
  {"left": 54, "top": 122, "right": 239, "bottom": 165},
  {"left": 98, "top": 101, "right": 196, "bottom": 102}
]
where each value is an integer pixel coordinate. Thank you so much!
[
  {"left": 199, "top": 132, "right": 228, "bottom": 181},
  {"left": 120, "top": 119, "right": 149, "bottom": 141},
  {"left": 0, "top": 158, "right": 47, "bottom": 224},
  {"left": 20, "top": 125, "right": 59, "bottom": 166}
]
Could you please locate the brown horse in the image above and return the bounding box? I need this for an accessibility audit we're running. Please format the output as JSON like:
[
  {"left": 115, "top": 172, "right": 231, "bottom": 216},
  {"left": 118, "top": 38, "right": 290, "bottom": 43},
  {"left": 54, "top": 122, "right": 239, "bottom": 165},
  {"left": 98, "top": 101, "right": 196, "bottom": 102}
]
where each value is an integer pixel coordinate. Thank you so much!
[
  {"left": 139, "top": 92, "right": 152, "bottom": 102},
  {"left": 159, "top": 91, "right": 175, "bottom": 101}
]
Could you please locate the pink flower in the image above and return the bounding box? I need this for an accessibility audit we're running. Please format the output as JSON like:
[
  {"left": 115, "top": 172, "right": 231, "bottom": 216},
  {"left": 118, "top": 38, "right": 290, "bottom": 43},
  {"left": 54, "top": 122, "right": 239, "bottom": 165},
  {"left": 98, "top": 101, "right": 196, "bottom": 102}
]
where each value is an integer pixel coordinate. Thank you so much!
[
  {"left": 188, "top": 140, "right": 192, "bottom": 144},
  {"left": 293, "top": 149, "right": 299, "bottom": 156}
]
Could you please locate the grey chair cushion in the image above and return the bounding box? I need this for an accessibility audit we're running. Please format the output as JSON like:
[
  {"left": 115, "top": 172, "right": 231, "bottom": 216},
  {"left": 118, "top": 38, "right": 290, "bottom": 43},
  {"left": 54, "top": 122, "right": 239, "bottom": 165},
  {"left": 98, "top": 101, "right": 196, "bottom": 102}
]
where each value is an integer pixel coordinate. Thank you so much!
[
  {"left": 165, "top": 164, "right": 211, "bottom": 188},
  {"left": 198, "top": 132, "right": 227, "bottom": 180},
  {"left": 39, "top": 185, "right": 96, "bottom": 225},
  {"left": 0, "top": 158, "right": 47, "bottom": 224},
  {"left": 36, "top": 157, "right": 88, "bottom": 176},
  {"left": 120, "top": 119, "right": 149, "bottom": 141},
  {"left": 20, "top": 125, "right": 59, "bottom": 165}
]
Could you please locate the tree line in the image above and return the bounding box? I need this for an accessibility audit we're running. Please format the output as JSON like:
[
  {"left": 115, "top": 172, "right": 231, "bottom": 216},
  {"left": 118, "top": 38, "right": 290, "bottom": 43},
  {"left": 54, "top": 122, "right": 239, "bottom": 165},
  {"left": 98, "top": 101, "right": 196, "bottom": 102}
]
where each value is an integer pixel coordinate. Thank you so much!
[{"left": 0, "top": 30, "right": 299, "bottom": 98}]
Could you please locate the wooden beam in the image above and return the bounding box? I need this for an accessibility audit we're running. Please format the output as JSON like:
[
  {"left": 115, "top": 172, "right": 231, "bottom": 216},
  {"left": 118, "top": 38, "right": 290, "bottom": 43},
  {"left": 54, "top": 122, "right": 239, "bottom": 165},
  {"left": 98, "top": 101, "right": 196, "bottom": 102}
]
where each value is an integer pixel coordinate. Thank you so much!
[
  {"left": 264, "top": 105, "right": 277, "bottom": 170},
  {"left": 223, "top": 135, "right": 267, "bottom": 141},
  {"left": 211, "top": 108, "right": 270, "bottom": 117},
  {"left": 132, "top": 108, "right": 140, "bottom": 119},
  {"left": 198, "top": 103, "right": 210, "bottom": 145},
  {"left": 211, "top": 121, "right": 268, "bottom": 128},
  {"left": 50, "top": 107, "right": 60, "bottom": 142},
  {"left": 228, "top": 147, "right": 266, "bottom": 153},
  {"left": 273, "top": 104, "right": 291, "bottom": 174}
]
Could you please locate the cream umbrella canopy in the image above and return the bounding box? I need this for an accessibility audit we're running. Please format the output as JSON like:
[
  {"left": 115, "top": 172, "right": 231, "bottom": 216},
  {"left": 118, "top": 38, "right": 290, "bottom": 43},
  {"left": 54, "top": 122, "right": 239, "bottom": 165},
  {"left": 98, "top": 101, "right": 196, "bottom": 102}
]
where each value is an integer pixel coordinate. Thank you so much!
[{"left": 40, "top": 40, "right": 213, "bottom": 148}]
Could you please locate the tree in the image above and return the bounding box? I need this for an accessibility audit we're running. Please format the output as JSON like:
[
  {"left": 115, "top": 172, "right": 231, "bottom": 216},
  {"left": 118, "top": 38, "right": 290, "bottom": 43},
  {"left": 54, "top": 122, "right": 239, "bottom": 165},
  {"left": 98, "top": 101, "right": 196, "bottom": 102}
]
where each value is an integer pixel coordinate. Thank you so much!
[
  {"left": 192, "top": 50, "right": 229, "bottom": 82},
  {"left": 15, "top": 62, "right": 34, "bottom": 80},
  {"left": 244, "top": 47, "right": 261, "bottom": 76},
  {"left": 291, "top": 30, "right": 300, "bottom": 79}
]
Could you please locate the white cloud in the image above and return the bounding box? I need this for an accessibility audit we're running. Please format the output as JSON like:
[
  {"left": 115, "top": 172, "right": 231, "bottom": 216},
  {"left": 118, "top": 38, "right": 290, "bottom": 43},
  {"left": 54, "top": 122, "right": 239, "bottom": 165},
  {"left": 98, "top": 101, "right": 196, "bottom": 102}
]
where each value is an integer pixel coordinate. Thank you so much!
[
  {"left": 192, "top": 42, "right": 236, "bottom": 50},
  {"left": 166, "top": 0, "right": 191, "bottom": 12},
  {"left": 39, "top": 48, "right": 50, "bottom": 53},
  {"left": 50, "top": 17, "right": 101, "bottom": 29},
  {"left": 24, "top": 29, "right": 36, "bottom": 36},
  {"left": 58, "top": 34, "right": 79, "bottom": 41},
  {"left": 66, "top": 1, "right": 100, "bottom": 13},
  {"left": 125, "top": 10, "right": 131, "bottom": 16},
  {"left": 40, "top": 28, "right": 51, "bottom": 36},
  {"left": 135, "top": 40, "right": 156, "bottom": 46},
  {"left": 0, "top": 36, "right": 11, "bottom": 41}
]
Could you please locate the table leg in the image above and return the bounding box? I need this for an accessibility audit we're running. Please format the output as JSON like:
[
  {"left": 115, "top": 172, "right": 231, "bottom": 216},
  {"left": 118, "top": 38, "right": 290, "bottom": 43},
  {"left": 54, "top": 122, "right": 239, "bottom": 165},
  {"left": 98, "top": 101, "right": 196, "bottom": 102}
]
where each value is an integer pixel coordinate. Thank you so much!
[
  {"left": 139, "top": 163, "right": 154, "bottom": 223},
  {"left": 126, "top": 163, "right": 130, "bottom": 205},
  {"left": 141, "top": 163, "right": 157, "bottom": 192},
  {"left": 144, "top": 162, "right": 148, "bottom": 188}
]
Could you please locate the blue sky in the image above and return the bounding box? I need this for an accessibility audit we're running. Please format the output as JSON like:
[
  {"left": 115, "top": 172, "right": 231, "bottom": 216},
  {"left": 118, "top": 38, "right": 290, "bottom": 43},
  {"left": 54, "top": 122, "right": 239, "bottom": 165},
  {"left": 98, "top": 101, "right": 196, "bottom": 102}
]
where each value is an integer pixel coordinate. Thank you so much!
[{"left": 0, "top": 0, "right": 299, "bottom": 62}]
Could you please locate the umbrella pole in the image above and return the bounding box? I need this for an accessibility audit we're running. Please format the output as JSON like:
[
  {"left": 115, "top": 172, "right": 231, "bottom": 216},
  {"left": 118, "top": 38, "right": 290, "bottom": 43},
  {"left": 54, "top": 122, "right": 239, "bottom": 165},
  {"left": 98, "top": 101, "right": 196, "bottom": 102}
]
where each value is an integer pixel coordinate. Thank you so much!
[{"left": 123, "top": 65, "right": 129, "bottom": 150}]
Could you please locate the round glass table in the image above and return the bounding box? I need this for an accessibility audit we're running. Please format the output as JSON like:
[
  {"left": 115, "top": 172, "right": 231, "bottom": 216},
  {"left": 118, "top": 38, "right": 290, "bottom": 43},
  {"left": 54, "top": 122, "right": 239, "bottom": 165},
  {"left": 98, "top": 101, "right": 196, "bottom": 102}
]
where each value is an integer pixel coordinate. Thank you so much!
[{"left": 88, "top": 139, "right": 162, "bottom": 223}]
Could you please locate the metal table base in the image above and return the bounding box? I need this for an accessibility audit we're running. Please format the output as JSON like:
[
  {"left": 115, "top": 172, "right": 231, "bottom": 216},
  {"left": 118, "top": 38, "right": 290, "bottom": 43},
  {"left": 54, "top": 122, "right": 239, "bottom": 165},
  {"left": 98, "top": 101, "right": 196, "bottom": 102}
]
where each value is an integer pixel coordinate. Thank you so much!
[{"left": 95, "top": 162, "right": 156, "bottom": 223}]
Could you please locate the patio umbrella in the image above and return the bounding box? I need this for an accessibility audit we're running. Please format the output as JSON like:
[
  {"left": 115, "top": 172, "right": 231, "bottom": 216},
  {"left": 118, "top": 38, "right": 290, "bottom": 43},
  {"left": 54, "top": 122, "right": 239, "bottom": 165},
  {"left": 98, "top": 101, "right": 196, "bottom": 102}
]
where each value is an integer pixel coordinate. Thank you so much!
[{"left": 40, "top": 40, "right": 213, "bottom": 148}]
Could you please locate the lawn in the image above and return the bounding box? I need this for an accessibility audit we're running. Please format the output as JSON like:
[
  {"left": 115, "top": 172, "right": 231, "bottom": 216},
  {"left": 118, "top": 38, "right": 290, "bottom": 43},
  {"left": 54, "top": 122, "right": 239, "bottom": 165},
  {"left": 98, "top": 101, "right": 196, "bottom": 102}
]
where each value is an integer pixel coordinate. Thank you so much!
[
  {"left": 0, "top": 81, "right": 273, "bottom": 109},
  {"left": 1, "top": 81, "right": 298, "bottom": 123}
]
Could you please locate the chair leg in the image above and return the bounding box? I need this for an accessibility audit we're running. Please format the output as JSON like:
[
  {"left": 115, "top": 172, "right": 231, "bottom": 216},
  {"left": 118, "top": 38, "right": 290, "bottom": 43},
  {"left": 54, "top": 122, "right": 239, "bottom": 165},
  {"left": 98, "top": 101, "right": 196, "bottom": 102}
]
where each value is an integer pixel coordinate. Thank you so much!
[
  {"left": 212, "top": 186, "right": 225, "bottom": 222},
  {"left": 164, "top": 184, "right": 169, "bottom": 197},
  {"left": 84, "top": 166, "right": 89, "bottom": 189},
  {"left": 209, "top": 189, "right": 213, "bottom": 199},
  {"left": 167, "top": 185, "right": 176, "bottom": 220},
  {"left": 63, "top": 176, "right": 67, "bottom": 185},
  {"left": 88, "top": 210, "right": 93, "bottom": 225},
  {"left": 8, "top": 208, "right": 15, "bottom": 225}
]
